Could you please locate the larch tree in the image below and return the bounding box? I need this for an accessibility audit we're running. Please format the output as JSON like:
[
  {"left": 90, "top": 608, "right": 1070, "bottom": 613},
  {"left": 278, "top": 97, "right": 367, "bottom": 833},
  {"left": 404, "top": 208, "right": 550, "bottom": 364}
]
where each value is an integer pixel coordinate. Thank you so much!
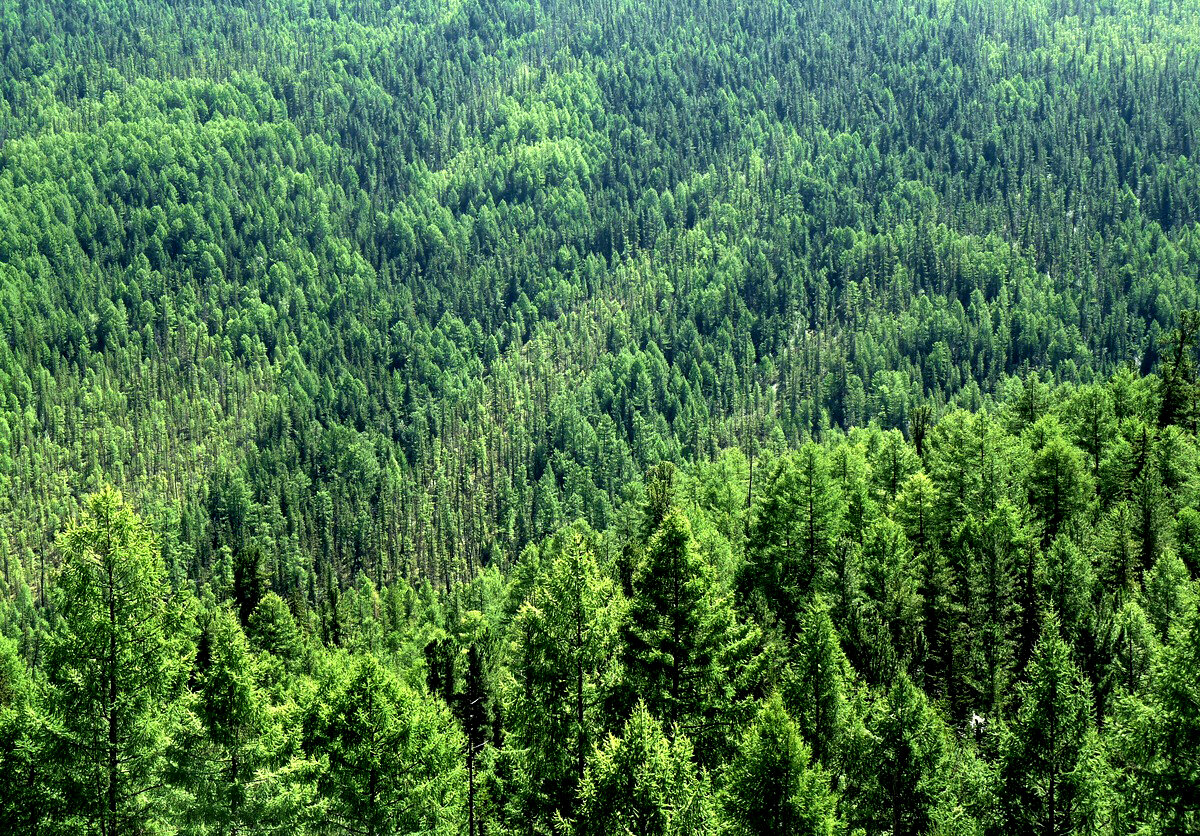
[
  {"left": 623, "top": 508, "right": 716, "bottom": 730},
  {"left": 721, "top": 692, "right": 838, "bottom": 836},
  {"left": 1114, "top": 600, "right": 1200, "bottom": 835},
  {"left": 507, "top": 523, "right": 622, "bottom": 829},
  {"left": 306, "top": 653, "right": 465, "bottom": 836},
  {"left": 43, "top": 487, "right": 190, "bottom": 836},
  {"left": 786, "top": 597, "right": 854, "bottom": 772},
  {"left": 999, "top": 617, "right": 1110, "bottom": 836},
  {"left": 576, "top": 703, "right": 713, "bottom": 836}
]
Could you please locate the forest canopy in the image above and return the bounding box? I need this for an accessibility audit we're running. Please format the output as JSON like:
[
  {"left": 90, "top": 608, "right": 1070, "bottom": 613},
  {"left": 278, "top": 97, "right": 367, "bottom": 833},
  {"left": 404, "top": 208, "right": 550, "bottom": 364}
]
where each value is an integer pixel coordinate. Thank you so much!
[{"left": 1, "top": 0, "right": 1199, "bottom": 832}]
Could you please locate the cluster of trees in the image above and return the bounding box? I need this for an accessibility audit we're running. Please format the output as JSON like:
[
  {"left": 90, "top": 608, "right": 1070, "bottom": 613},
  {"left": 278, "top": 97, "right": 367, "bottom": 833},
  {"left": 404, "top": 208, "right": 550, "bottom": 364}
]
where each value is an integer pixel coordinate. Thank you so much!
[
  {"left": 2, "top": 0, "right": 1200, "bottom": 598},
  {"left": 3, "top": 370, "right": 1200, "bottom": 834},
  {"left": 2, "top": 0, "right": 1200, "bottom": 830}
]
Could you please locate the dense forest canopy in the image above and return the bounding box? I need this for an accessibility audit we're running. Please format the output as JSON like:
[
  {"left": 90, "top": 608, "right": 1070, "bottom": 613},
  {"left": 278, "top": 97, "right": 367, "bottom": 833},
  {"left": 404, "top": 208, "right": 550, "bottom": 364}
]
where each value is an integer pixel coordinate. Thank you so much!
[{"left": 0, "top": 0, "right": 1199, "bottom": 832}]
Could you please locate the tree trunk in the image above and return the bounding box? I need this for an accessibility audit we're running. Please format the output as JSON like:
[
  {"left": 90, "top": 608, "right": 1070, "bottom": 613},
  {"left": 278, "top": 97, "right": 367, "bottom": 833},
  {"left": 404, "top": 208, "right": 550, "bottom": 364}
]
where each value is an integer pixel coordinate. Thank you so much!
[{"left": 108, "top": 555, "right": 119, "bottom": 836}]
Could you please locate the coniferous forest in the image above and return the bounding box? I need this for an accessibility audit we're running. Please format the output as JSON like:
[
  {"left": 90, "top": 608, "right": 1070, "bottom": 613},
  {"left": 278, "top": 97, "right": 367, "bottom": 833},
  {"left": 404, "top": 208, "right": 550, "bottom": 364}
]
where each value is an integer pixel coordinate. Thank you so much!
[{"left": 1, "top": 0, "right": 1200, "bottom": 832}]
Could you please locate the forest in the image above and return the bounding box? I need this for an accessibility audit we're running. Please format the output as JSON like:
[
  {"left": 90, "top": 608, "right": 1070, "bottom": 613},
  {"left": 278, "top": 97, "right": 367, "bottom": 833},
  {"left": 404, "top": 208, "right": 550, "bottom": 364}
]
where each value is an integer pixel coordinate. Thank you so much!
[{"left": 0, "top": 0, "right": 1199, "bottom": 832}]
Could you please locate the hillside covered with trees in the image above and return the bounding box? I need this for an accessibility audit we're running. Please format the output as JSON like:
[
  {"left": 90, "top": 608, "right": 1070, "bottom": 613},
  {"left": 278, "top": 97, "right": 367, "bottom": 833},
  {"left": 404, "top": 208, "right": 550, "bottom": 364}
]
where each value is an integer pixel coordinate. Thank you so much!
[{"left": 1, "top": 0, "right": 1199, "bottom": 832}]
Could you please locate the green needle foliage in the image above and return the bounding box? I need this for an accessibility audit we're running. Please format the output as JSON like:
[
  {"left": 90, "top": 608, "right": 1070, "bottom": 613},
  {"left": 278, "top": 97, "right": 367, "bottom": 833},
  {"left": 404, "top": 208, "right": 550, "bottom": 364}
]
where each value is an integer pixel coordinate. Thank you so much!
[
  {"left": 999, "top": 617, "right": 1110, "bottom": 836},
  {"left": 721, "top": 692, "right": 837, "bottom": 836},
  {"left": 0, "top": 0, "right": 1198, "bottom": 832},
  {"left": 42, "top": 487, "right": 190, "bottom": 834}
]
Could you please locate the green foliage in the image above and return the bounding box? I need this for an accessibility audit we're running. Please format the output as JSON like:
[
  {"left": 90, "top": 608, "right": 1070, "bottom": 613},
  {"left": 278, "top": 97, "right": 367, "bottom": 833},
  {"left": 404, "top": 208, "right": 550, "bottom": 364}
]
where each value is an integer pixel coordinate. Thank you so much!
[
  {"left": 742, "top": 447, "right": 841, "bottom": 635},
  {"left": 0, "top": 0, "right": 1199, "bottom": 831},
  {"left": 305, "top": 653, "right": 465, "bottom": 836},
  {"left": 175, "top": 607, "right": 308, "bottom": 835},
  {"left": 721, "top": 692, "right": 837, "bottom": 836},
  {"left": 999, "top": 617, "right": 1110, "bottom": 836},
  {"left": 850, "top": 674, "right": 953, "bottom": 836},
  {"left": 0, "top": 634, "right": 38, "bottom": 828},
  {"left": 623, "top": 508, "right": 716, "bottom": 727},
  {"left": 576, "top": 703, "right": 713, "bottom": 836},
  {"left": 785, "top": 597, "right": 854, "bottom": 771},
  {"left": 506, "top": 523, "right": 622, "bottom": 829},
  {"left": 42, "top": 487, "right": 190, "bottom": 834},
  {"left": 1114, "top": 601, "right": 1200, "bottom": 835}
]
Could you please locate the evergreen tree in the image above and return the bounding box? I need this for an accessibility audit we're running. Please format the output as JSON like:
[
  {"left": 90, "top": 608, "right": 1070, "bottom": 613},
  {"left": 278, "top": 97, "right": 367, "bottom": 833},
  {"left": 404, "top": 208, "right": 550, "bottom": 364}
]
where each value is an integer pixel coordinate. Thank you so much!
[
  {"left": 0, "top": 634, "right": 39, "bottom": 828},
  {"left": 1027, "top": 434, "right": 1090, "bottom": 546},
  {"left": 896, "top": 472, "right": 940, "bottom": 556},
  {"left": 1158, "top": 311, "right": 1200, "bottom": 430},
  {"left": 246, "top": 592, "right": 302, "bottom": 666},
  {"left": 457, "top": 643, "right": 490, "bottom": 836},
  {"left": 859, "top": 516, "right": 922, "bottom": 678},
  {"left": 850, "top": 673, "right": 952, "bottom": 836},
  {"left": 177, "top": 606, "right": 305, "bottom": 835},
  {"left": 1039, "top": 536, "right": 1095, "bottom": 651},
  {"left": 743, "top": 447, "right": 841, "bottom": 635}
]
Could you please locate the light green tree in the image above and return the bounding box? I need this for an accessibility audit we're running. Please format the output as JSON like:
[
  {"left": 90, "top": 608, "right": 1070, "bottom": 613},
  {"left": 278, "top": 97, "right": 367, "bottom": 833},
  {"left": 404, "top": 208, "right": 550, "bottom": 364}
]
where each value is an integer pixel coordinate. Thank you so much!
[
  {"left": 507, "top": 523, "right": 622, "bottom": 830},
  {"left": 43, "top": 487, "right": 191, "bottom": 836},
  {"left": 576, "top": 703, "right": 713, "bottom": 836},
  {"left": 721, "top": 692, "right": 838, "bottom": 836}
]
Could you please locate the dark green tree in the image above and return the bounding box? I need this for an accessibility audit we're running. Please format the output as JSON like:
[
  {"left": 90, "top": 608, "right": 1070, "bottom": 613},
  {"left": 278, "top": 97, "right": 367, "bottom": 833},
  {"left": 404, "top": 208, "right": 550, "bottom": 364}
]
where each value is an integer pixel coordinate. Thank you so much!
[
  {"left": 850, "top": 673, "right": 952, "bottom": 836},
  {"left": 785, "top": 597, "right": 854, "bottom": 770},
  {"left": 742, "top": 447, "right": 841, "bottom": 635}
]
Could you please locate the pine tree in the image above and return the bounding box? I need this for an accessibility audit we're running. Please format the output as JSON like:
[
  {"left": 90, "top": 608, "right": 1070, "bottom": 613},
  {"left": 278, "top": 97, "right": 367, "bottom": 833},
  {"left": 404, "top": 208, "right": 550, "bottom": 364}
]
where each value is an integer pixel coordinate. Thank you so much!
[
  {"left": 871, "top": 430, "right": 920, "bottom": 504},
  {"left": 1039, "top": 536, "right": 1095, "bottom": 650},
  {"left": 0, "top": 634, "right": 40, "bottom": 828},
  {"left": 916, "top": 544, "right": 962, "bottom": 703},
  {"left": 850, "top": 673, "right": 951, "bottom": 836},
  {"left": 1103, "top": 601, "right": 1158, "bottom": 706},
  {"left": 1157, "top": 310, "right": 1200, "bottom": 430},
  {"left": 896, "top": 472, "right": 940, "bottom": 555},
  {"left": 457, "top": 644, "right": 489, "bottom": 836},
  {"left": 964, "top": 500, "right": 1026, "bottom": 717},
  {"left": 178, "top": 606, "right": 298, "bottom": 836},
  {"left": 1097, "top": 502, "right": 1142, "bottom": 603},
  {"left": 859, "top": 516, "right": 922, "bottom": 677},
  {"left": 246, "top": 592, "right": 302, "bottom": 665},
  {"left": 743, "top": 447, "right": 841, "bottom": 635},
  {"left": 1027, "top": 433, "right": 1090, "bottom": 546}
]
